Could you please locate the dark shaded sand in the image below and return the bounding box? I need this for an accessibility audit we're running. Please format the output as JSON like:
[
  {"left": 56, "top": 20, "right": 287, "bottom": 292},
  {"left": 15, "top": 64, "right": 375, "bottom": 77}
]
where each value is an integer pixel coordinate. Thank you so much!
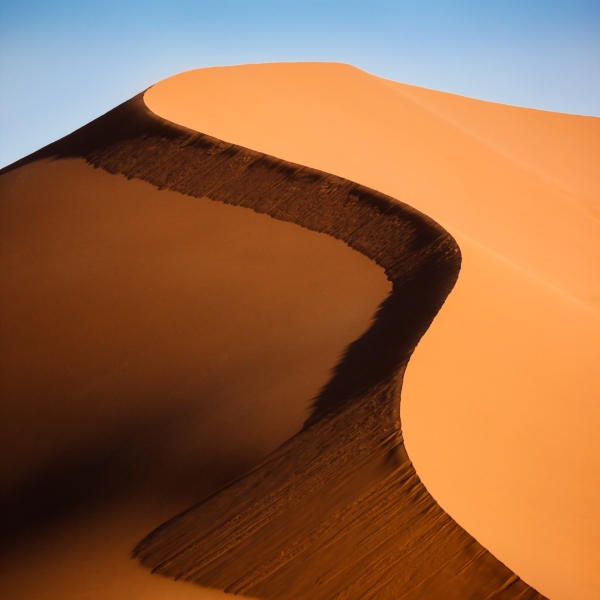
[
  {"left": 0, "top": 133, "right": 388, "bottom": 594},
  {"left": 1, "top": 158, "right": 388, "bottom": 503},
  {"left": 0, "top": 93, "right": 547, "bottom": 598}
]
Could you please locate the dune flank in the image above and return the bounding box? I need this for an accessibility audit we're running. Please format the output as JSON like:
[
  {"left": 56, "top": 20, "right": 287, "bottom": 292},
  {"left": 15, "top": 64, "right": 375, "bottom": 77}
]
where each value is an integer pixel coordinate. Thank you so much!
[
  {"left": 0, "top": 122, "right": 388, "bottom": 595},
  {"left": 145, "top": 62, "right": 600, "bottom": 599},
  {"left": 0, "top": 86, "right": 544, "bottom": 598}
]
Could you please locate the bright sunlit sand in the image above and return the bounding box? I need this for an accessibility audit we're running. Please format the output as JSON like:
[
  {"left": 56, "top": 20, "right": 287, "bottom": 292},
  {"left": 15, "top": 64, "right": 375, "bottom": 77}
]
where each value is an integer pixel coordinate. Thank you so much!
[{"left": 145, "top": 62, "right": 600, "bottom": 599}]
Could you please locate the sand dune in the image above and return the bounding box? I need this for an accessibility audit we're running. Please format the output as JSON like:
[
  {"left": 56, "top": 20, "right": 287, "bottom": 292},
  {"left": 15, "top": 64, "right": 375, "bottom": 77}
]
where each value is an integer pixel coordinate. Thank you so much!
[
  {"left": 0, "top": 87, "right": 543, "bottom": 598},
  {"left": 145, "top": 62, "right": 600, "bottom": 310},
  {"left": 1, "top": 61, "right": 595, "bottom": 599},
  {"left": 145, "top": 63, "right": 600, "bottom": 599}
]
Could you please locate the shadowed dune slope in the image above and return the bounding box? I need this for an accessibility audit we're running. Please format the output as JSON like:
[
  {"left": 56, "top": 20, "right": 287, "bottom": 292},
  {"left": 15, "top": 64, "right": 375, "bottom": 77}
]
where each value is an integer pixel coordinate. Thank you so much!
[
  {"left": 1, "top": 92, "right": 545, "bottom": 597},
  {"left": 0, "top": 111, "right": 389, "bottom": 596},
  {"left": 145, "top": 62, "right": 600, "bottom": 600}
]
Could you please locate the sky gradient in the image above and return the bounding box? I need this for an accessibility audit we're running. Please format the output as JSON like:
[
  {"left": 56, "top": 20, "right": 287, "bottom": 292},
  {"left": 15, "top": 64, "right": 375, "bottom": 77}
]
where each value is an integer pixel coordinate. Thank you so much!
[{"left": 1, "top": 0, "right": 599, "bottom": 168}]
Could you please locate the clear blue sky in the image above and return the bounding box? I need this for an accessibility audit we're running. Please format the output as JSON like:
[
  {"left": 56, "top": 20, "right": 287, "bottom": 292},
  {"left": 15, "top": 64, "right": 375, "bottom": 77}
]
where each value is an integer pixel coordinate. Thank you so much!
[{"left": 1, "top": 0, "right": 599, "bottom": 168}]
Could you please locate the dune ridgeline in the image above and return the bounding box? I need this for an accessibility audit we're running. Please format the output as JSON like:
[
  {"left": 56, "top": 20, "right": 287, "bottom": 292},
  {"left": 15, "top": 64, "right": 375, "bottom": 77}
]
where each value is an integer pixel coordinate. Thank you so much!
[{"left": 1, "top": 62, "right": 598, "bottom": 599}]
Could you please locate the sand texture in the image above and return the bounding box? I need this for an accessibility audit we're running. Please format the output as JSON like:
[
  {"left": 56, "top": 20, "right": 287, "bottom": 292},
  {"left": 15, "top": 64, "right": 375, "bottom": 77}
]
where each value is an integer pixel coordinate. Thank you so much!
[
  {"left": 1, "top": 90, "right": 545, "bottom": 598},
  {"left": 0, "top": 110, "right": 386, "bottom": 596},
  {"left": 145, "top": 63, "right": 600, "bottom": 599}
]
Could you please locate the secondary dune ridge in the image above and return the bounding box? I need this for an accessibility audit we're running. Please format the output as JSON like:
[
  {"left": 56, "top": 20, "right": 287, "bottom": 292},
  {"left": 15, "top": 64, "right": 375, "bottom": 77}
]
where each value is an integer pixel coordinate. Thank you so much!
[
  {"left": 1, "top": 91, "right": 546, "bottom": 597},
  {"left": 0, "top": 156, "right": 389, "bottom": 526}
]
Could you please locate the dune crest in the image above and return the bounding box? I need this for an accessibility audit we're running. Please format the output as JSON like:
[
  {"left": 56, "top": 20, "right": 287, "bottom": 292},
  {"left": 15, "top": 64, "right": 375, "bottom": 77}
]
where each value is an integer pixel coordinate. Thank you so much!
[{"left": 145, "top": 62, "right": 600, "bottom": 311}]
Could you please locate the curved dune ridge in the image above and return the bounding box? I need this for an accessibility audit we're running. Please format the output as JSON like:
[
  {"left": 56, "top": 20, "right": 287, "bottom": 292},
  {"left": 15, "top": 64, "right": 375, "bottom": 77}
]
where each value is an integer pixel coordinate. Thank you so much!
[
  {"left": 0, "top": 79, "right": 544, "bottom": 597},
  {"left": 145, "top": 62, "right": 600, "bottom": 600},
  {"left": 1, "top": 61, "right": 595, "bottom": 598}
]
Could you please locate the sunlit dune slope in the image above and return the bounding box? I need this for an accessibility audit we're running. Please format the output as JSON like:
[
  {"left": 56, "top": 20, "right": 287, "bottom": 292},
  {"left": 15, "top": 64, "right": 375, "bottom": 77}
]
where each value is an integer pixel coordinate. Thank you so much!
[{"left": 145, "top": 62, "right": 600, "bottom": 600}]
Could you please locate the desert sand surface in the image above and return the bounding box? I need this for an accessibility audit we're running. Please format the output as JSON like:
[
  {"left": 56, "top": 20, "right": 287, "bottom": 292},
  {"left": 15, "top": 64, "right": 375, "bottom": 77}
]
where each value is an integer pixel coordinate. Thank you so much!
[
  {"left": 0, "top": 87, "right": 544, "bottom": 599},
  {"left": 1, "top": 61, "right": 595, "bottom": 599},
  {"left": 0, "top": 155, "right": 389, "bottom": 598},
  {"left": 7, "top": 94, "right": 542, "bottom": 600},
  {"left": 144, "top": 63, "right": 600, "bottom": 599}
]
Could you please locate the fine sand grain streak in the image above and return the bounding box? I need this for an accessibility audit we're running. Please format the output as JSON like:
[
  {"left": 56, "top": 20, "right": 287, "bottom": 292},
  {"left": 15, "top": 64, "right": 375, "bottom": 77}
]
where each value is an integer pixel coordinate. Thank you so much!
[{"left": 2, "top": 93, "right": 545, "bottom": 598}]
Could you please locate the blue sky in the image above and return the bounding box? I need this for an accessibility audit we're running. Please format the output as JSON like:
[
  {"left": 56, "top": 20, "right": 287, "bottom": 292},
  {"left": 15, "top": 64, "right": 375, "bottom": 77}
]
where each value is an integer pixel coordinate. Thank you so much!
[{"left": 1, "top": 0, "right": 599, "bottom": 167}]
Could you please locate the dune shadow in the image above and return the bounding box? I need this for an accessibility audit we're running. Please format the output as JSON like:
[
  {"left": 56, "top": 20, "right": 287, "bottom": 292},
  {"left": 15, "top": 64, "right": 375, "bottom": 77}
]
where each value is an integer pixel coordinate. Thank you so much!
[{"left": 0, "top": 403, "right": 259, "bottom": 551}]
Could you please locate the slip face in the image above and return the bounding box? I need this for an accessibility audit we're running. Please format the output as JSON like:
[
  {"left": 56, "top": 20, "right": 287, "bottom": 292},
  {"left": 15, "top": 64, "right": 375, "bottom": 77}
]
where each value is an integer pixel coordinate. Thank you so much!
[{"left": 0, "top": 115, "right": 390, "bottom": 599}]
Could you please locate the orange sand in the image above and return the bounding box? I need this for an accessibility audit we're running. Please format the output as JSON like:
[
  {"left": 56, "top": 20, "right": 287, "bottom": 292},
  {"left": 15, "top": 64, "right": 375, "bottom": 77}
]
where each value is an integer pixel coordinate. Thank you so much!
[
  {"left": 0, "top": 157, "right": 389, "bottom": 599},
  {"left": 145, "top": 62, "right": 600, "bottom": 599}
]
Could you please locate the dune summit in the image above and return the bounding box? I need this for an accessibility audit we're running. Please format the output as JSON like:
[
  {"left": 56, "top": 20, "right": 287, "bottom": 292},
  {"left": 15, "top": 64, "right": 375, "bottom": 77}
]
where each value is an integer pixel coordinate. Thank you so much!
[{"left": 145, "top": 62, "right": 600, "bottom": 311}]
